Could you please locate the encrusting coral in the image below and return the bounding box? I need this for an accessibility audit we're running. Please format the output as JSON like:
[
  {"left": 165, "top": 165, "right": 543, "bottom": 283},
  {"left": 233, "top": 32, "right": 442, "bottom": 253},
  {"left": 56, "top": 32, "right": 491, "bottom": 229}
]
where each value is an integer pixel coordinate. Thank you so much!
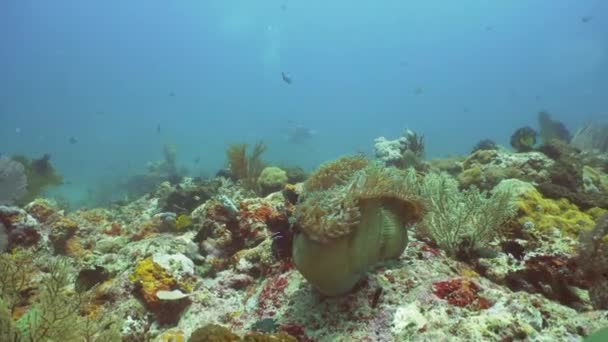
[
  {"left": 293, "top": 157, "right": 424, "bottom": 296},
  {"left": 517, "top": 188, "right": 605, "bottom": 238}
]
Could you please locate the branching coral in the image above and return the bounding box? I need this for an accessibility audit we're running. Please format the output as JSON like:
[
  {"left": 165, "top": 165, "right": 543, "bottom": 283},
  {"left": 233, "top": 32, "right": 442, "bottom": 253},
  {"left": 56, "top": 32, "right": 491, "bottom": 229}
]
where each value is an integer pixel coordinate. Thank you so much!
[
  {"left": 226, "top": 141, "right": 267, "bottom": 193},
  {"left": 293, "top": 160, "right": 423, "bottom": 296},
  {"left": 0, "top": 250, "right": 38, "bottom": 313},
  {"left": 418, "top": 172, "right": 517, "bottom": 258}
]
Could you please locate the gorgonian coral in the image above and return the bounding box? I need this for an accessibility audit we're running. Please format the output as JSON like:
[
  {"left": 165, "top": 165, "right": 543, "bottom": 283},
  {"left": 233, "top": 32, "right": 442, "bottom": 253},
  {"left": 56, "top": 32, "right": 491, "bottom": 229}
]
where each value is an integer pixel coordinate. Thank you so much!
[{"left": 0, "top": 156, "right": 27, "bottom": 205}]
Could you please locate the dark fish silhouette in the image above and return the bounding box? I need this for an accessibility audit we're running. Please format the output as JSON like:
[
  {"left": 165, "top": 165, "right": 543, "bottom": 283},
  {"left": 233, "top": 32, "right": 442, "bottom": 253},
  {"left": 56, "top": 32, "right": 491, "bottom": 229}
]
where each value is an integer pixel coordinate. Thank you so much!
[
  {"left": 169, "top": 91, "right": 175, "bottom": 97},
  {"left": 581, "top": 16, "right": 593, "bottom": 23},
  {"left": 281, "top": 72, "right": 292, "bottom": 85},
  {"left": 68, "top": 137, "right": 78, "bottom": 144},
  {"left": 157, "top": 124, "right": 161, "bottom": 134}
]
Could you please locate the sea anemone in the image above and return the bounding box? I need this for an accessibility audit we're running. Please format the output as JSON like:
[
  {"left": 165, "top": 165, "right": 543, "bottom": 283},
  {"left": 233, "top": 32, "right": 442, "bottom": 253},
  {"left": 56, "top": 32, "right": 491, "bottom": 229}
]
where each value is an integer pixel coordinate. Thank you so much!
[{"left": 293, "top": 158, "right": 423, "bottom": 296}]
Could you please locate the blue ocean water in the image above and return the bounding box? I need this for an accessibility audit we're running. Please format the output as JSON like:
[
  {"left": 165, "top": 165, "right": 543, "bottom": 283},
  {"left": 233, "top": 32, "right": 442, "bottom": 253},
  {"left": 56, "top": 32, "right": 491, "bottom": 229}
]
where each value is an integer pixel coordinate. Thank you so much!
[{"left": 1, "top": 0, "right": 606, "bottom": 206}]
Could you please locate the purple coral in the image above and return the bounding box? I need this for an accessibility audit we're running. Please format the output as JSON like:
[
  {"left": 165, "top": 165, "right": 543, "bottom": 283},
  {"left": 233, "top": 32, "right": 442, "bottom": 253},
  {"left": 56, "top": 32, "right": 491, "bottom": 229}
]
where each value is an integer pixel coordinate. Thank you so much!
[{"left": 0, "top": 156, "right": 27, "bottom": 205}]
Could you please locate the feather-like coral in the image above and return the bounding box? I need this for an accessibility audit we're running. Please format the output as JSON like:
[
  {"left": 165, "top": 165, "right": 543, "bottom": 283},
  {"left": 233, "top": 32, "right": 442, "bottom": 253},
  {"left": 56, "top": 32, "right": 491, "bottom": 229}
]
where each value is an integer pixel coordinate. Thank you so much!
[
  {"left": 226, "top": 141, "right": 266, "bottom": 193},
  {"left": 418, "top": 172, "right": 517, "bottom": 257}
]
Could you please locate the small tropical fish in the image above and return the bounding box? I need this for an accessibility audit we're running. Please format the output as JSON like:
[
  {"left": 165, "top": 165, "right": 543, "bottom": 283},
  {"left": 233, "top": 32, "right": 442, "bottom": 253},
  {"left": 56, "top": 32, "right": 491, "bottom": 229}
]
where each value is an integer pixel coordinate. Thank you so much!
[
  {"left": 156, "top": 124, "right": 161, "bottom": 134},
  {"left": 281, "top": 72, "right": 292, "bottom": 85},
  {"left": 68, "top": 137, "right": 78, "bottom": 144},
  {"left": 414, "top": 87, "right": 424, "bottom": 95},
  {"left": 581, "top": 16, "right": 593, "bottom": 23}
]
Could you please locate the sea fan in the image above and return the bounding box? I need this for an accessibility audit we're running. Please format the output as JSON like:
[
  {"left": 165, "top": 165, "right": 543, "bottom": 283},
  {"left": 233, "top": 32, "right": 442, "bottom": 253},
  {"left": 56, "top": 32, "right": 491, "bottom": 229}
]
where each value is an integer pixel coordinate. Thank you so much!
[{"left": 0, "top": 156, "right": 27, "bottom": 205}]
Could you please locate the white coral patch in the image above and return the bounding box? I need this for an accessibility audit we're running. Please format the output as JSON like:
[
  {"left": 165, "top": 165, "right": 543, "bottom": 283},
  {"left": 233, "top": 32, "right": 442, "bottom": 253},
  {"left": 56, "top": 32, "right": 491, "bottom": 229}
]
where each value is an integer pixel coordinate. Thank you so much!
[{"left": 392, "top": 301, "right": 428, "bottom": 334}]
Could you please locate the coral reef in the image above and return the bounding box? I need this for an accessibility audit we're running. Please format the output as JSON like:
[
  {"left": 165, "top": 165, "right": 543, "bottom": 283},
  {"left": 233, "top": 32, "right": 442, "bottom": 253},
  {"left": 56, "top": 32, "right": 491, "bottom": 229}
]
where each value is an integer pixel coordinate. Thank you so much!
[
  {"left": 457, "top": 149, "right": 553, "bottom": 190},
  {"left": 374, "top": 129, "right": 427, "bottom": 170},
  {"left": 1, "top": 138, "right": 608, "bottom": 341}
]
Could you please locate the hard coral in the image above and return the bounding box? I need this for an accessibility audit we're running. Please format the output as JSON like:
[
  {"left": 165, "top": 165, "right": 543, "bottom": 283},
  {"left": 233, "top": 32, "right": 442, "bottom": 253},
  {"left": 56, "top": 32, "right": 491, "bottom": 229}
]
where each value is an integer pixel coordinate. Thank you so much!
[
  {"left": 257, "top": 166, "right": 288, "bottom": 196},
  {"left": 516, "top": 189, "right": 601, "bottom": 238},
  {"left": 129, "top": 257, "right": 191, "bottom": 325},
  {"left": 293, "top": 162, "right": 423, "bottom": 296},
  {"left": 457, "top": 150, "right": 552, "bottom": 191}
]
